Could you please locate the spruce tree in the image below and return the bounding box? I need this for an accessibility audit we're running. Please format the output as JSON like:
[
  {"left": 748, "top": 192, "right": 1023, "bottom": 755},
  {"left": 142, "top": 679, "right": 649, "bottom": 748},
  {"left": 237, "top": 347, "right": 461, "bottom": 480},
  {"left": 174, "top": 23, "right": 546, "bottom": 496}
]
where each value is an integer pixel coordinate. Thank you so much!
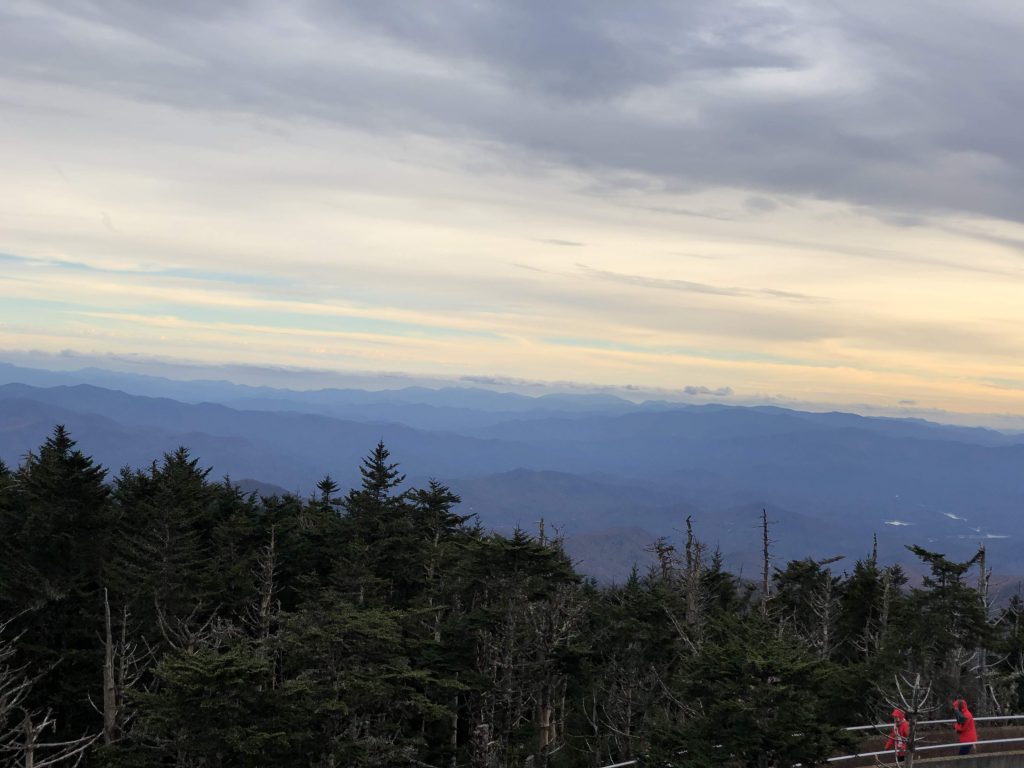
[
  {"left": 904, "top": 546, "right": 989, "bottom": 698},
  {"left": 3, "top": 426, "right": 112, "bottom": 740},
  {"left": 653, "top": 615, "right": 852, "bottom": 768}
]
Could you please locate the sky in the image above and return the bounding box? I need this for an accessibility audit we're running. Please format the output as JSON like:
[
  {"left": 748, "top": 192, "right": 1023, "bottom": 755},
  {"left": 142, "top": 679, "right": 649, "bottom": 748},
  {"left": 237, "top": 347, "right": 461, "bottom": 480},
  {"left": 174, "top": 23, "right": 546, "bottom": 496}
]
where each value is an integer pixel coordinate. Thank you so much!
[{"left": 2, "top": 0, "right": 1024, "bottom": 422}]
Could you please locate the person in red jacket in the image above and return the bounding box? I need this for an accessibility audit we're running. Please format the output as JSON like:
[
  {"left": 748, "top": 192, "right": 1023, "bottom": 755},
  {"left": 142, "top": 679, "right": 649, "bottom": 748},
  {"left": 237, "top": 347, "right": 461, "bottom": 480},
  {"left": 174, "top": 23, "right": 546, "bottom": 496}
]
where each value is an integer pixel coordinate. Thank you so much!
[
  {"left": 953, "top": 698, "right": 978, "bottom": 755},
  {"left": 886, "top": 708, "right": 910, "bottom": 759}
]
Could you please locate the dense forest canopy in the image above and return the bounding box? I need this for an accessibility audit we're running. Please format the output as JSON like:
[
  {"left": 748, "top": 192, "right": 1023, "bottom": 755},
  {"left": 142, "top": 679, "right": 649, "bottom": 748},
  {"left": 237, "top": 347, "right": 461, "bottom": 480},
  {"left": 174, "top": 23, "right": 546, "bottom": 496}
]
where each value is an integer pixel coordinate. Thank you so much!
[{"left": 0, "top": 426, "right": 1021, "bottom": 767}]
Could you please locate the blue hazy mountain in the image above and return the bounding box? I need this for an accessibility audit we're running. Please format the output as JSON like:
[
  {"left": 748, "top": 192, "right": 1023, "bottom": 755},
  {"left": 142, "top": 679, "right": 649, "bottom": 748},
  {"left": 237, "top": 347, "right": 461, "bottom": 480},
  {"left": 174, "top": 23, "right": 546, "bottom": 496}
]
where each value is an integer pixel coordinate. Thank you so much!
[{"left": 1, "top": 365, "right": 1022, "bottom": 580}]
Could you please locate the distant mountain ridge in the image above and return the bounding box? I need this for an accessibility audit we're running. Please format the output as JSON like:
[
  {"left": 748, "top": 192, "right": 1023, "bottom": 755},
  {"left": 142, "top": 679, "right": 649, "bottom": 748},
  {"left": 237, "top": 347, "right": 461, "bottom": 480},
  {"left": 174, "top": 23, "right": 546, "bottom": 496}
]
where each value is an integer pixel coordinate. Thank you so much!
[
  {"left": 1, "top": 363, "right": 1022, "bottom": 581},
  {"left": 2, "top": 361, "right": 1016, "bottom": 441}
]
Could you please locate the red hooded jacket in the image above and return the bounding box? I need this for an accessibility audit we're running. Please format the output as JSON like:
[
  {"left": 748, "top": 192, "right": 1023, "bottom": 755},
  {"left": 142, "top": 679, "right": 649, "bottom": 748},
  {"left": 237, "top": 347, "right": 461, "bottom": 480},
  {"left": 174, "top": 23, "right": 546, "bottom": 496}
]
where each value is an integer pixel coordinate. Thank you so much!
[
  {"left": 953, "top": 699, "right": 977, "bottom": 743},
  {"left": 886, "top": 709, "right": 909, "bottom": 756}
]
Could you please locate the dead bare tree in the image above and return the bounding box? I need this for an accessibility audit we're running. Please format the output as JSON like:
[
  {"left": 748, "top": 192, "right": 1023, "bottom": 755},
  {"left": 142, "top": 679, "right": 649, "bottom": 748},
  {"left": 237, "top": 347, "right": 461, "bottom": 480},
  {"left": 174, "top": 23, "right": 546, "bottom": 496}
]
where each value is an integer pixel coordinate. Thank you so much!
[
  {"left": 579, "top": 650, "right": 667, "bottom": 766},
  {"left": 972, "top": 544, "right": 994, "bottom": 714},
  {"left": 155, "top": 599, "right": 236, "bottom": 653},
  {"left": 7, "top": 710, "right": 100, "bottom": 768},
  {"left": 91, "top": 589, "right": 152, "bottom": 745},
  {"left": 682, "top": 516, "right": 707, "bottom": 637},
  {"left": 528, "top": 581, "right": 585, "bottom": 766},
  {"left": 1, "top": 616, "right": 100, "bottom": 767},
  {"left": 809, "top": 568, "right": 842, "bottom": 660},
  {"left": 984, "top": 587, "right": 1024, "bottom": 716},
  {"left": 582, "top": 524, "right": 709, "bottom": 766},
  {"left": 855, "top": 565, "right": 896, "bottom": 662},
  {"left": 653, "top": 517, "right": 711, "bottom": 653},
  {"left": 646, "top": 537, "right": 676, "bottom": 584},
  {"left": 244, "top": 527, "right": 281, "bottom": 647},
  {"left": 761, "top": 509, "right": 773, "bottom": 616},
  {"left": 0, "top": 617, "right": 34, "bottom": 751},
  {"left": 879, "top": 672, "right": 937, "bottom": 768}
]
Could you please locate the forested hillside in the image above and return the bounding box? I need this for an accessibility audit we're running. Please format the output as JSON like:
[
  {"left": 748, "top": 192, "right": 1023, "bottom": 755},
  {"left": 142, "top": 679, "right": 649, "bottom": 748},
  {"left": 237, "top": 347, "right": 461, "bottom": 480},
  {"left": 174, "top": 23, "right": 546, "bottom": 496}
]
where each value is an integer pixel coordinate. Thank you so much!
[{"left": 1, "top": 427, "right": 1021, "bottom": 767}]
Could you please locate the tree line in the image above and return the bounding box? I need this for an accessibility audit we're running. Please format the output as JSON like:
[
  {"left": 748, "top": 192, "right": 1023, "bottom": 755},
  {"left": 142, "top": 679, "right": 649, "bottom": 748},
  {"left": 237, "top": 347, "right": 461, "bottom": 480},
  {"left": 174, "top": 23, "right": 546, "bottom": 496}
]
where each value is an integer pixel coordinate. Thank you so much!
[{"left": 0, "top": 426, "right": 1022, "bottom": 767}]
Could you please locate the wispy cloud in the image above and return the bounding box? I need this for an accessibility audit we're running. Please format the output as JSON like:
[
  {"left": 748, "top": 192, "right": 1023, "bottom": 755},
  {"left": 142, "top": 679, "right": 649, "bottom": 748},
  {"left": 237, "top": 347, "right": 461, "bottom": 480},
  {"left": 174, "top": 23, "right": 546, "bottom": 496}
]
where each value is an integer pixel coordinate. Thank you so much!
[
  {"left": 0, "top": 251, "right": 284, "bottom": 287},
  {"left": 576, "top": 264, "right": 821, "bottom": 302},
  {"left": 537, "top": 239, "right": 585, "bottom": 247}
]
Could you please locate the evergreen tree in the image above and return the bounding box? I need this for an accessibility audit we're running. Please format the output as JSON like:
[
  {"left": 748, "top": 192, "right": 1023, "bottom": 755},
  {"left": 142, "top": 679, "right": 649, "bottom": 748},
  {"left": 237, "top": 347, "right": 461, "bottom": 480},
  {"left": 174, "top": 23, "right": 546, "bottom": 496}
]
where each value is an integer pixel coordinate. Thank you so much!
[
  {"left": 0, "top": 426, "right": 1019, "bottom": 767},
  {"left": 772, "top": 557, "right": 842, "bottom": 659},
  {"left": 353, "top": 441, "right": 405, "bottom": 506},
  {"left": 132, "top": 642, "right": 308, "bottom": 767},
  {"left": 280, "top": 589, "right": 448, "bottom": 767},
  {"left": 2, "top": 426, "right": 112, "bottom": 739},
  {"left": 109, "top": 449, "right": 221, "bottom": 635},
  {"left": 652, "top": 615, "right": 852, "bottom": 768},
  {"left": 259, "top": 491, "right": 344, "bottom": 612},
  {"left": 903, "top": 546, "right": 989, "bottom": 698},
  {"left": 574, "top": 571, "right": 680, "bottom": 765},
  {"left": 339, "top": 442, "right": 414, "bottom": 604},
  {"left": 0, "top": 457, "right": 18, "bottom": 610},
  {"left": 702, "top": 549, "right": 749, "bottom": 618}
]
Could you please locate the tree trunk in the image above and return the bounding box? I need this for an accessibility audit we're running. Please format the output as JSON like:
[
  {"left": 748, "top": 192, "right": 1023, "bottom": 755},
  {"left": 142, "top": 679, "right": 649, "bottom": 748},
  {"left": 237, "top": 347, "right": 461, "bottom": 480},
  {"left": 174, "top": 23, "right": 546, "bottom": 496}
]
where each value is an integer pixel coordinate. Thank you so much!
[
  {"left": 450, "top": 693, "right": 459, "bottom": 768},
  {"left": 103, "top": 587, "right": 118, "bottom": 744},
  {"left": 760, "top": 509, "right": 771, "bottom": 615},
  {"left": 977, "top": 544, "right": 989, "bottom": 713},
  {"left": 24, "top": 715, "right": 35, "bottom": 768}
]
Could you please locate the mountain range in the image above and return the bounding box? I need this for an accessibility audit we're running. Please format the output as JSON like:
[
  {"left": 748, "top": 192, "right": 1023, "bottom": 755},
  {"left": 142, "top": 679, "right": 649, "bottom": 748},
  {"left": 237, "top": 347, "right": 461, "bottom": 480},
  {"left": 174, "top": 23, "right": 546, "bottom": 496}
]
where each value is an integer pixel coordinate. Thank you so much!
[{"left": 1, "top": 361, "right": 1022, "bottom": 582}]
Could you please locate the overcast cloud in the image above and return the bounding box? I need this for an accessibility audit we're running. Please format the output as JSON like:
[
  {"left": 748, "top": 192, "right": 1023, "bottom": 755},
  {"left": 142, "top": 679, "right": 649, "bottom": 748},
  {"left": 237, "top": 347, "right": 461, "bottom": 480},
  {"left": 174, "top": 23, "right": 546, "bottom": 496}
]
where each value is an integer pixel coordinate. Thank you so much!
[
  {"left": 4, "top": 1, "right": 1024, "bottom": 218},
  {"left": 2, "top": 0, "right": 1024, "bottom": 419}
]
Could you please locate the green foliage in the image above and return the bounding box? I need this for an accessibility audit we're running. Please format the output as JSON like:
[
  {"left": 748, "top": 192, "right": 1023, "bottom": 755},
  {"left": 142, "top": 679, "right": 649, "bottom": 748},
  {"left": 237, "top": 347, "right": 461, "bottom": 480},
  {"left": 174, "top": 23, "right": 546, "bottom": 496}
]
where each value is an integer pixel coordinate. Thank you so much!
[
  {"left": 650, "top": 616, "right": 853, "bottom": 768},
  {"left": 134, "top": 644, "right": 301, "bottom": 767},
  {"left": 0, "top": 429, "right": 1012, "bottom": 768},
  {"left": 901, "top": 545, "right": 990, "bottom": 695},
  {"left": 0, "top": 425, "right": 112, "bottom": 737}
]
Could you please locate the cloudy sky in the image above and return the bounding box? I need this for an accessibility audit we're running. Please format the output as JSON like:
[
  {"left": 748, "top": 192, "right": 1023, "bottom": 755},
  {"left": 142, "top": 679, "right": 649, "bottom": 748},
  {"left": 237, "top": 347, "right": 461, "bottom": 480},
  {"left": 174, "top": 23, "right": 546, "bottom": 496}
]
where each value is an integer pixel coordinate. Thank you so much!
[{"left": 2, "top": 0, "right": 1024, "bottom": 419}]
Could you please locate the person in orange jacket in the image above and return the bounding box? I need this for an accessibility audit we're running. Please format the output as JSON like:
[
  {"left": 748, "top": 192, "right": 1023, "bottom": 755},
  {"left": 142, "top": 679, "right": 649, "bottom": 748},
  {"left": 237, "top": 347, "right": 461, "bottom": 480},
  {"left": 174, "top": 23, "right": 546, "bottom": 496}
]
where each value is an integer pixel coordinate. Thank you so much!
[
  {"left": 885, "top": 708, "right": 910, "bottom": 759},
  {"left": 952, "top": 697, "right": 977, "bottom": 755}
]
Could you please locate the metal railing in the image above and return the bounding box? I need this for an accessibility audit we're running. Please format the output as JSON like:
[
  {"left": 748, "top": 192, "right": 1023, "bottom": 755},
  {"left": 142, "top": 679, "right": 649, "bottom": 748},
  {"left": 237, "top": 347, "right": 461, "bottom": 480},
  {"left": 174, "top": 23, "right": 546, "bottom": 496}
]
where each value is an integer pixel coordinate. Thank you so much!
[
  {"left": 597, "top": 715, "right": 1024, "bottom": 767},
  {"left": 828, "top": 735, "right": 1024, "bottom": 762},
  {"left": 846, "top": 714, "right": 1024, "bottom": 732}
]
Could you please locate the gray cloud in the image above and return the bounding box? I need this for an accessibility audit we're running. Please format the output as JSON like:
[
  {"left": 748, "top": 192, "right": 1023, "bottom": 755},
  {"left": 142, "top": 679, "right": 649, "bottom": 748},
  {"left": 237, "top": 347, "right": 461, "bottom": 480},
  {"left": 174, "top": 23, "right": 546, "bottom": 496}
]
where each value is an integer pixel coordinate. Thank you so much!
[
  {"left": 937, "top": 224, "right": 1024, "bottom": 258},
  {"left": 4, "top": 1, "right": 1024, "bottom": 222},
  {"left": 460, "top": 374, "right": 548, "bottom": 389},
  {"left": 743, "top": 196, "right": 780, "bottom": 214},
  {"left": 639, "top": 205, "right": 737, "bottom": 222},
  {"left": 752, "top": 233, "right": 1024, "bottom": 278},
  {"left": 683, "top": 385, "right": 733, "bottom": 396}
]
